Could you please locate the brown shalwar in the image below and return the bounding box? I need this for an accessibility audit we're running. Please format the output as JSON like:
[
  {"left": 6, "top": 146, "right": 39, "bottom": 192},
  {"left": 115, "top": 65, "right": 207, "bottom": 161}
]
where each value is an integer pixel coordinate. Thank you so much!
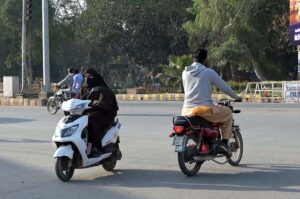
[{"left": 181, "top": 105, "right": 233, "bottom": 139}]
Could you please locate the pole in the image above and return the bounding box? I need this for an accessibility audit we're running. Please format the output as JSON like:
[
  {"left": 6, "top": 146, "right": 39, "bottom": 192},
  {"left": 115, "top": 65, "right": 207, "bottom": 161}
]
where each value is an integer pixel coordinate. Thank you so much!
[
  {"left": 21, "top": 0, "right": 27, "bottom": 93},
  {"left": 42, "top": 0, "right": 50, "bottom": 93}
]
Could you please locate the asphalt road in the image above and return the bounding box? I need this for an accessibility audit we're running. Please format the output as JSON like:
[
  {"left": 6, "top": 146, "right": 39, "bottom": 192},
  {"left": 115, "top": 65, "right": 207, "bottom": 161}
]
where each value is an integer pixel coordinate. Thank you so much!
[{"left": 0, "top": 102, "right": 299, "bottom": 199}]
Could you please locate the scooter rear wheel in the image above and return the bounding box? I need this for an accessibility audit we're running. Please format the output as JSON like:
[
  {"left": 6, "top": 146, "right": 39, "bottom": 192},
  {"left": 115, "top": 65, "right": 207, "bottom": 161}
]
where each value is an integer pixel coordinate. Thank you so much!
[
  {"left": 55, "top": 157, "right": 74, "bottom": 182},
  {"left": 102, "top": 158, "right": 117, "bottom": 171}
]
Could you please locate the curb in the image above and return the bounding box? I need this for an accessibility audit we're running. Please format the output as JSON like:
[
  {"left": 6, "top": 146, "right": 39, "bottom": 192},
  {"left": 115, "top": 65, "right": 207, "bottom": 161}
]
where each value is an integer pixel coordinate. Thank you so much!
[
  {"left": 0, "top": 94, "right": 277, "bottom": 106},
  {"left": 116, "top": 94, "right": 184, "bottom": 101},
  {"left": 116, "top": 94, "right": 232, "bottom": 101},
  {"left": 0, "top": 97, "right": 39, "bottom": 107}
]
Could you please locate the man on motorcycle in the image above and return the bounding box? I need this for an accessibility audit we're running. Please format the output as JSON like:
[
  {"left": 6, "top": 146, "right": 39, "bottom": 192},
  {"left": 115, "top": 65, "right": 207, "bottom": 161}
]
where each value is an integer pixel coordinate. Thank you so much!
[
  {"left": 60, "top": 68, "right": 84, "bottom": 99},
  {"left": 57, "top": 67, "right": 74, "bottom": 88},
  {"left": 181, "top": 49, "right": 242, "bottom": 157}
]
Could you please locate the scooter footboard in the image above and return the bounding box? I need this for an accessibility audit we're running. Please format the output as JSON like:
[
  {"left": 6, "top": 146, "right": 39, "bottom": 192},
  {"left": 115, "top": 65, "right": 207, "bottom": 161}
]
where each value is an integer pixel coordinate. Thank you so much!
[{"left": 53, "top": 144, "right": 74, "bottom": 159}]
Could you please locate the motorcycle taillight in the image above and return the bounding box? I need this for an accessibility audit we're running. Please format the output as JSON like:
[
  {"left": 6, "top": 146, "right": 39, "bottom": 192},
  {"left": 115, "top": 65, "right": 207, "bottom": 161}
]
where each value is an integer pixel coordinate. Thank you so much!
[
  {"left": 203, "top": 128, "right": 218, "bottom": 138},
  {"left": 173, "top": 126, "right": 185, "bottom": 134}
]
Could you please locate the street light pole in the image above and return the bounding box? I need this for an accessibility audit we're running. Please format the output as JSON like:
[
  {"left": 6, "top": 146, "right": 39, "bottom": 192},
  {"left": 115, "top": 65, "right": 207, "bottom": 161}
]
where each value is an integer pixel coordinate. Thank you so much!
[
  {"left": 21, "top": 0, "right": 27, "bottom": 93},
  {"left": 42, "top": 0, "right": 50, "bottom": 93}
]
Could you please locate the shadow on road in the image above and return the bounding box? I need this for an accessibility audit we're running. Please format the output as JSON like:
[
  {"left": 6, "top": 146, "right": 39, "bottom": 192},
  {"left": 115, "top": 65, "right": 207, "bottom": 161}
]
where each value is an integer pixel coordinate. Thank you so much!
[
  {"left": 119, "top": 114, "right": 174, "bottom": 117},
  {"left": 0, "top": 138, "right": 50, "bottom": 143},
  {"left": 0, "top": 117, "right": 36, "bottom": 124},
  {"left": 74, "top": 163, "right": 300, "bottom": 193}
]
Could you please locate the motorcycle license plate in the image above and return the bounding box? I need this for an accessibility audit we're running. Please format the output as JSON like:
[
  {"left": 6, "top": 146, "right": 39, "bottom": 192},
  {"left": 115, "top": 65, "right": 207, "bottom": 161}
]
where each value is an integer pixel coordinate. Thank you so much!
[{"left": 172, "top": 136, "right": 184, "bottom": 146}]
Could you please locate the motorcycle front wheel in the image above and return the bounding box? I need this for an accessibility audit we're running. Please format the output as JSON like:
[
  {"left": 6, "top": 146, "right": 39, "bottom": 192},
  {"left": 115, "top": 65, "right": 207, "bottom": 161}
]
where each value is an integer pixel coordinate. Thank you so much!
[
  {"left": 46, "top": 97, "right": 60, "bottom": 115},
  {"left": 178, "top": 134, "right": 204, "bottom": 176},
  {"left": 228, "top": 129, "right": 243, "bottom": 166},
  {"left": 55, "top": 157, "right": 74, "bottom": 182}
]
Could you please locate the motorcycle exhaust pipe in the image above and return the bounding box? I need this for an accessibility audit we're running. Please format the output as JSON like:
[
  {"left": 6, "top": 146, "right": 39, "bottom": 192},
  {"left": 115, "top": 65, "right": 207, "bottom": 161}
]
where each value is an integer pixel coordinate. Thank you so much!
[{"left": 192, "top": 154, "right": 224, "bottom": 162}]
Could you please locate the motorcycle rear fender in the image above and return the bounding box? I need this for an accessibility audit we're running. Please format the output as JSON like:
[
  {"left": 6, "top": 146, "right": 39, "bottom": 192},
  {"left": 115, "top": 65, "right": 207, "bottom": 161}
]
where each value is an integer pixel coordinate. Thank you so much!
[{"left": 53, "top": 144, "right": 74, "bottom": 159}]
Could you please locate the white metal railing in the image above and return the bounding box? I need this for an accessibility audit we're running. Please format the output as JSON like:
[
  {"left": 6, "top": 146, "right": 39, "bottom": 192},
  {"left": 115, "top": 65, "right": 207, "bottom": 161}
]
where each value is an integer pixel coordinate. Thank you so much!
[{"left": 242, "top": 81, "right": 300, "bottom": 103}]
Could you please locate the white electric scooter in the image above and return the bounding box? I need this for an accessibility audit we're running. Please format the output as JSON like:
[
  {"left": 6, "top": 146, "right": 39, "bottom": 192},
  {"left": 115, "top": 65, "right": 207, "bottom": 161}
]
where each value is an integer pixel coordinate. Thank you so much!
[{"left": 52, "top": 92, "right": 122, "bottom": 182}]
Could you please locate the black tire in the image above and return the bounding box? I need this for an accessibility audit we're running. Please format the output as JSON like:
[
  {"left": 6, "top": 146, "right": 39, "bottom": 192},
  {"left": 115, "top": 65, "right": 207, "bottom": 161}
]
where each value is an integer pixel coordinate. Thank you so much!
[
  {"left": 228, "top": 129, "right": 243, "bottom": 166},
  {"left": 102, "top": 158, "right": 117, "bottom": 171},
  {"left": 47, "top": 97, "right": 59, "bottom": 115},
  {"left": 178, "top": 134, "right": 204, "bottom": 176},
  {"left": 55, "top": 157, "right": 74, "bottom": 182}
]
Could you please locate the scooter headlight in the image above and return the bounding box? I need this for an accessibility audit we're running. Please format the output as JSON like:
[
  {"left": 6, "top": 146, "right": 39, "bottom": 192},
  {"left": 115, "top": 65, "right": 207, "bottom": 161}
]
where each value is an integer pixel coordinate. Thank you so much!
[{"left": 61, "top": 124, "right": 79, "bottom": 137}]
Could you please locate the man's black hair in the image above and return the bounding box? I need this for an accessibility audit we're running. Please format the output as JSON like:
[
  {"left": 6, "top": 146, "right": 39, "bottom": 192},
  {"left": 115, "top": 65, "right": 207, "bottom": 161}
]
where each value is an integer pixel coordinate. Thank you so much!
[
  {"left": 192, "top": 48, "right": 207, "bottom": 64},
  {"left": 74, "top": 69, "right": 79, "bottom": 74}
]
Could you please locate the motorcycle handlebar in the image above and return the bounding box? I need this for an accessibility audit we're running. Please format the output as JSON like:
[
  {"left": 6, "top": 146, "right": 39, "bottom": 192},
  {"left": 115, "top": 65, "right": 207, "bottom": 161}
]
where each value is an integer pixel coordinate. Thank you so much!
[
  {"left": 218, "top": 98, "right": 242, "bottom": 113},
  {"left": 233, "top": 98, "right": 242, "bottom": 102}
]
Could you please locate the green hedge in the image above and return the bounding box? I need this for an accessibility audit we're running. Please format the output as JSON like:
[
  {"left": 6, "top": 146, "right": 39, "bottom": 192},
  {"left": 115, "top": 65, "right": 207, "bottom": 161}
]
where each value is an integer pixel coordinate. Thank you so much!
[{"left": 213, "top": 81, "right": 247, "bottom": 94}]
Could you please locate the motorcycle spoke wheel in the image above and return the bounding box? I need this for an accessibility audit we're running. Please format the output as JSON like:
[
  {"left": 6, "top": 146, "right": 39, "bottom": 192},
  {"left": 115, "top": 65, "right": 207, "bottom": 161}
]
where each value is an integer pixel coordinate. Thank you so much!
[
  {"left": 228, "top": 130, "right": 243, "bottom": 166},
  {"left": 47, "top": 98, "right": 59, "bottom": 115},
  {"left": 178, "top": 135, "right": 203, "bottom": 176}
]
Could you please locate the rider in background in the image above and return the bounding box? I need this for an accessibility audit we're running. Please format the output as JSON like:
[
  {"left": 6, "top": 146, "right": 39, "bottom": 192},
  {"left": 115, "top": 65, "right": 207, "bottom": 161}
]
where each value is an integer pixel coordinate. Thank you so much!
[
  {"left": 72, "top": 69, "right": 84, "bottom": 95},
  {"left": 60, "top": 68, "right": 83, "bottom": 99},
  {"left": 57, "top": 67, "right": 74, "bottom": 89},
  {"left": 181, "top": 48, "right": 242, "bottom": 157}
]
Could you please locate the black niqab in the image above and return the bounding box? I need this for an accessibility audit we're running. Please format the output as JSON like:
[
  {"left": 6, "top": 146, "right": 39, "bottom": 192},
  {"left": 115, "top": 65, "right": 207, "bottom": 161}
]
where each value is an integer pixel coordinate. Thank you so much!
[{"left": 84, "top": 68, "right": 108, "bottom": 88}]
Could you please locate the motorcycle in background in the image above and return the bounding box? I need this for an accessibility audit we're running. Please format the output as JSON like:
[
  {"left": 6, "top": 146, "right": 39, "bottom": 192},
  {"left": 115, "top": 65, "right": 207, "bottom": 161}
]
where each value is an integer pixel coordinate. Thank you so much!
[
  {"left": 170, "top": 99, "right": 243, "bottom": 176},
  {"left": 46, "top": 85, "right": 70, "bottom": 115}
]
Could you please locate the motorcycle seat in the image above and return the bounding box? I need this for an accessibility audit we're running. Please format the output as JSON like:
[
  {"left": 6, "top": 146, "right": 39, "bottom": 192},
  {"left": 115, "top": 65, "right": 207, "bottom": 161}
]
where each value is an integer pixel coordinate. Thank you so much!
[{"left": 173, "top": 115, "right": 212, "bottom": 128}]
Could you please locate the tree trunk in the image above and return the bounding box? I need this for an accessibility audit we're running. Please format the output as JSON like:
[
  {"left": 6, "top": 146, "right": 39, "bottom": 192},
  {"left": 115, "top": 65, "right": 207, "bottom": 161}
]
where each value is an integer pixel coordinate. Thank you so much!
[
  {"left": 230, "top": 62, "right": 235, "bottom": 81},
  {"left": 248, "top": 52, "right": 267, "bottom": 81}
]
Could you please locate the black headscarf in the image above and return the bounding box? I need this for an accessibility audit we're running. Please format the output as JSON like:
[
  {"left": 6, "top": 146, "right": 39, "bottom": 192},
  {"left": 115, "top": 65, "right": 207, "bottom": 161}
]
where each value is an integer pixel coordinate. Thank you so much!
[{"left": 84, "top": 68, "right": 108, "bottom": 88}]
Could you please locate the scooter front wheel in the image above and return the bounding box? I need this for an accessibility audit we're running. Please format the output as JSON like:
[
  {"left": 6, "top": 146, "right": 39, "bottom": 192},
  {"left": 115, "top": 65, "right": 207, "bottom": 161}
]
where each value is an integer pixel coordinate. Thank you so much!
[{"left": 55, "top": 157, "right": 74, "bottom": 182}]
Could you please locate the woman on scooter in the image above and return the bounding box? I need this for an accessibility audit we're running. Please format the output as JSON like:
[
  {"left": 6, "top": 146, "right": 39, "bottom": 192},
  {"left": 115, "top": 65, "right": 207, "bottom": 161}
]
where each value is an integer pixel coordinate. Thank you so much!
[{"left": 79, "top": 68, "right": 119, "bottom": 153}]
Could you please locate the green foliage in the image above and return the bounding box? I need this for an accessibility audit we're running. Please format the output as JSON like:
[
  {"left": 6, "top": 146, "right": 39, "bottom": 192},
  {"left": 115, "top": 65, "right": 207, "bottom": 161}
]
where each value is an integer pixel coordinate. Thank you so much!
[
  {"left": 185, "top": 0, "right": 295, "bottom": 81},
  {"left": 0, "top": 0, "right": 296, "bottom": 88},
  {"left": 159, "top": 54, "right": 192, "bottom": 87}
]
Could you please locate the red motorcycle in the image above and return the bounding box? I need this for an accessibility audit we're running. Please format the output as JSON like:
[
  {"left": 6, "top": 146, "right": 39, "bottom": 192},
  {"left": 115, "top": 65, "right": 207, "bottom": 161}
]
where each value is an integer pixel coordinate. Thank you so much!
[{"left": 170, "top": 99, "right": 243, "bottom": 176}]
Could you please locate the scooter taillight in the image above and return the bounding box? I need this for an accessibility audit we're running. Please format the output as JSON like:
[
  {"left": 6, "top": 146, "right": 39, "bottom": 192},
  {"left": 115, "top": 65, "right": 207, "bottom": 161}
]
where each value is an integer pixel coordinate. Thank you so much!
[{"left": 173, "top": 126, "right": 185, "bottom": 134}]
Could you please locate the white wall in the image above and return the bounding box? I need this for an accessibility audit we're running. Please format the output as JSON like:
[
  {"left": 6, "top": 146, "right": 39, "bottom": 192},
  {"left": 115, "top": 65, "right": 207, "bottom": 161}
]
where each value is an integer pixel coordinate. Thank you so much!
[{"left": 3, "top": 76, "right": 19, "bottom": 97}]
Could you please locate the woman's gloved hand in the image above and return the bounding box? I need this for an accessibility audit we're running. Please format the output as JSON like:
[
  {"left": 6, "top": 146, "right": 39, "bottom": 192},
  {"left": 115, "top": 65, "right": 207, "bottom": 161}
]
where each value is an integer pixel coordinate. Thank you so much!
[{"left": 92, "top": 100, "right": 100, "bottom": 107}]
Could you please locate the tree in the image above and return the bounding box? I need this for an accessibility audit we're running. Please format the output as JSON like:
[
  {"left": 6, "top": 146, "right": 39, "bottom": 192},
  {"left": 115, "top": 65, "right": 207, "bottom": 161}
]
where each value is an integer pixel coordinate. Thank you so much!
[
  {"left": 76, "top": 0, "right": 193, "bottom": 86},
  {"left": 185, "top": 0, "right": 295, "bottom": 81}
]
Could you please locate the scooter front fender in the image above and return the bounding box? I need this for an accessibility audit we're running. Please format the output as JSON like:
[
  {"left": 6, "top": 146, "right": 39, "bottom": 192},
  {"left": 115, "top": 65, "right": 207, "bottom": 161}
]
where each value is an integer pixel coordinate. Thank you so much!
[{"left": 53, "top": 145, "right": 74, "bottom": 159}]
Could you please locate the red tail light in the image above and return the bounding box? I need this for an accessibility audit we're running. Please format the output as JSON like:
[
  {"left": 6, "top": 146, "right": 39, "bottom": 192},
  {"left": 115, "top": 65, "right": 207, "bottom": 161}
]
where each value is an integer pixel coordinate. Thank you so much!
[{"left": 173, "top": 126, "right": 185, "bottom": 134}]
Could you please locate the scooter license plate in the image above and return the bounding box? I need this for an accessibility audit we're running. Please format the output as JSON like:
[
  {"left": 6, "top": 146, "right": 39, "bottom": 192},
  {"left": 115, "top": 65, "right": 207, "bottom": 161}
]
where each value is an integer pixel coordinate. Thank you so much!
[{"left": 172, "top": 136, "right": 184, "bottom": 146}]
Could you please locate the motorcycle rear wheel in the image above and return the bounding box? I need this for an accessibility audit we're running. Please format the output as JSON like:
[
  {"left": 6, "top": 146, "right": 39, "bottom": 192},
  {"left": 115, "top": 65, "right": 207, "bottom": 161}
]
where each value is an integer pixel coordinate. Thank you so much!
[
  {"left": 178, "top": 134, "right": 204, "bottom": 176},
  {"left": 47, "top": 97, "right": 60, "bottom": 115},
  {"left": 228, "top": 129, "right": 243, "bottom": 166},
  {"left": 55, "top": 157, "right": 74, "bottom": 182}
]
